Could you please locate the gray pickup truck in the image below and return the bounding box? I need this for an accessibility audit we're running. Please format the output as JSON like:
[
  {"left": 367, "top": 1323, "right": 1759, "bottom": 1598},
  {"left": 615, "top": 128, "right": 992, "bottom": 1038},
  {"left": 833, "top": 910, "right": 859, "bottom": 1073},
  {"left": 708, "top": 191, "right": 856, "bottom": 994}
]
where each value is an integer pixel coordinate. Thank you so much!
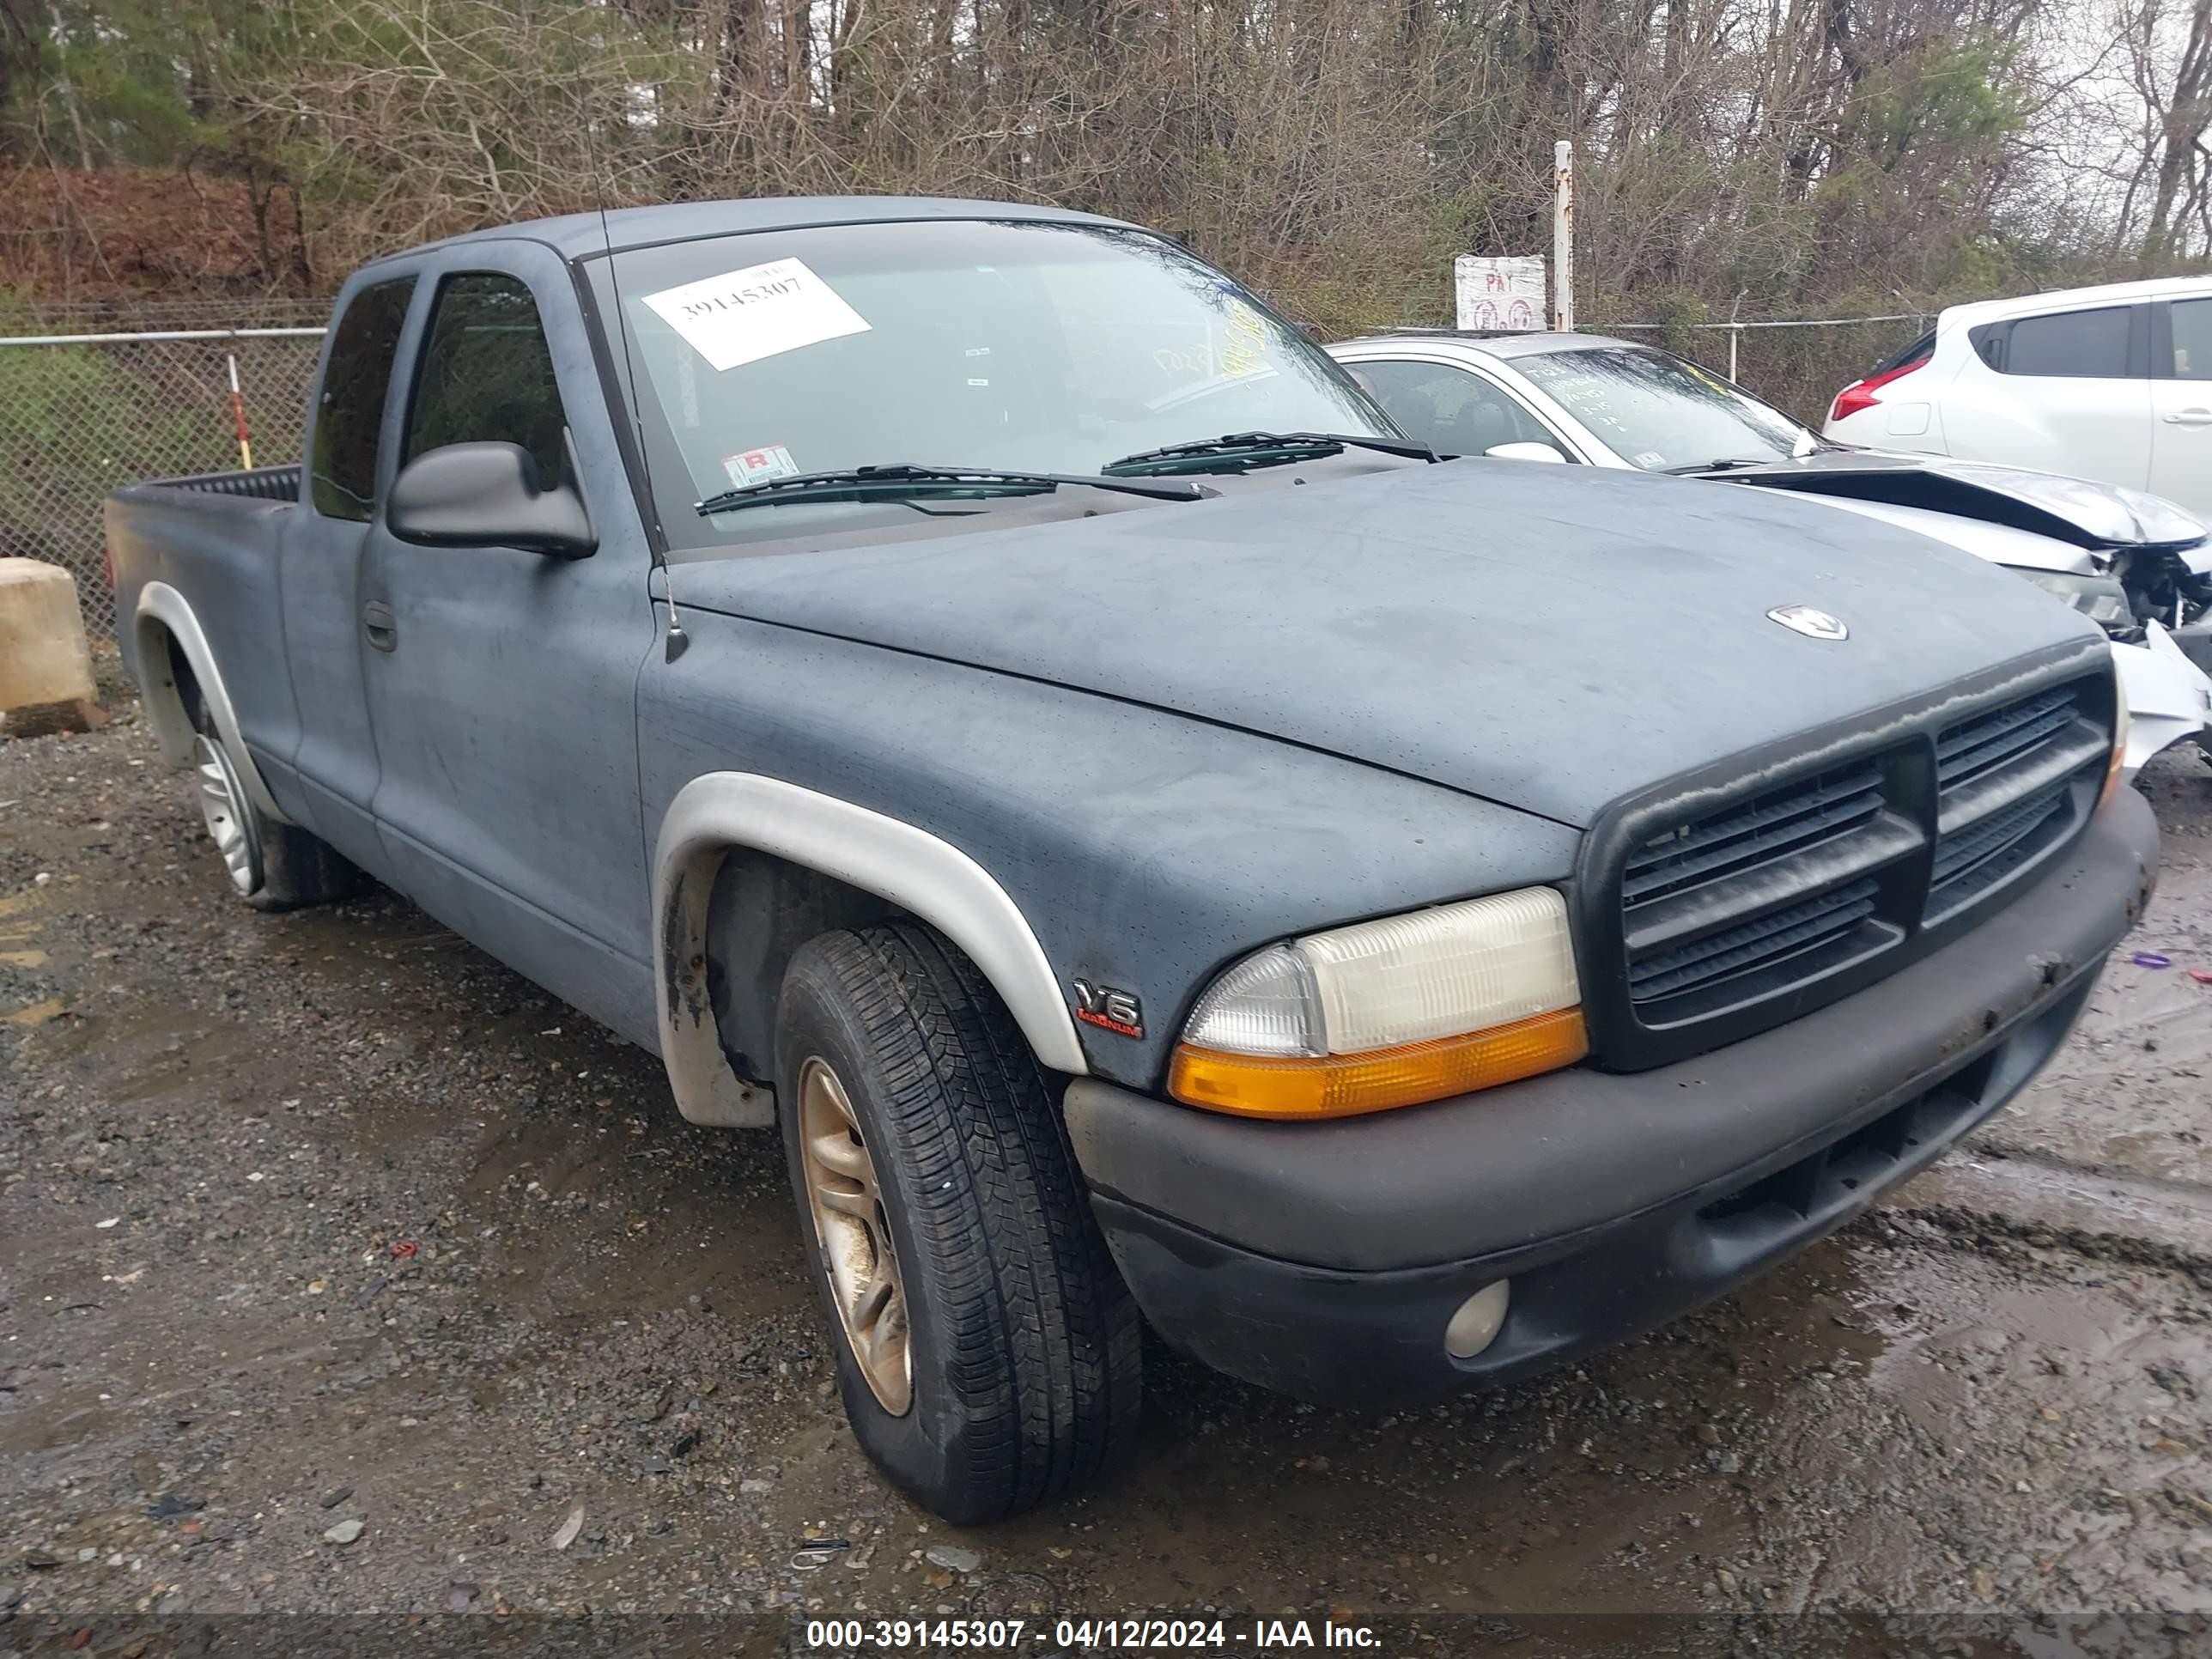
[{"left": 106, "top": 197, "right": 2158, "bottom": 1523}]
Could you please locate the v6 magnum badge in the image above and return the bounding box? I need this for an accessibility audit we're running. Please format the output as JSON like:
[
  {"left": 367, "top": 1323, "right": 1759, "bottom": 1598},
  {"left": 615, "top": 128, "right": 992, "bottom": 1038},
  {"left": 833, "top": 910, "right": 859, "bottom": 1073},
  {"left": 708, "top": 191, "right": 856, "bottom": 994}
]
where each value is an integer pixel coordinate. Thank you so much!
[{"left": 1071, "top": 979, "right": 1145, "bottom": 1039}]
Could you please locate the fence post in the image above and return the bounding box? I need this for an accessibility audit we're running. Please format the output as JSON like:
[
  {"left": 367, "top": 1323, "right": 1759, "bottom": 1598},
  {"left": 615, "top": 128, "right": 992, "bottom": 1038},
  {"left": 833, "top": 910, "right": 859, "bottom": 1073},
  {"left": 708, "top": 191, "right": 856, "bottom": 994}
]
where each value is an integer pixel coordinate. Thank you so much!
[{"left": 1553, "top": 141, "right": 1575, "bottom": 333}]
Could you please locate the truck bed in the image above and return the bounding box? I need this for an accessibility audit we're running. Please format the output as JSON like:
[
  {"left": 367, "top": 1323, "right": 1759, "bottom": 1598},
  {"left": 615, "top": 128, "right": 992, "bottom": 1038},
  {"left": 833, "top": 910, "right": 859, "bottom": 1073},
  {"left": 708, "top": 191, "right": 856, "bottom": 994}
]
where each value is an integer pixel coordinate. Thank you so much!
[
  {"left": 105, "top": 463, "right": 306, "bottom": 789},
  {"left": 123, "top": 465, "right": 301, "bottom": 503}
]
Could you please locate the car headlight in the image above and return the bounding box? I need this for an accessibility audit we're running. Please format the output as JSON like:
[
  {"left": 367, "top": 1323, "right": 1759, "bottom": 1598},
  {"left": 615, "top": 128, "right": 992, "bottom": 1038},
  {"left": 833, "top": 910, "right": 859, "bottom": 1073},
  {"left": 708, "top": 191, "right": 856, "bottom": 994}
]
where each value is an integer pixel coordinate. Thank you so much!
[
  {"left": 1167, "top": 887, "right": 1587, "bottom": 1120},
  {"left": 2006, "top": 567, "right": 2136, "bottom": 632}
]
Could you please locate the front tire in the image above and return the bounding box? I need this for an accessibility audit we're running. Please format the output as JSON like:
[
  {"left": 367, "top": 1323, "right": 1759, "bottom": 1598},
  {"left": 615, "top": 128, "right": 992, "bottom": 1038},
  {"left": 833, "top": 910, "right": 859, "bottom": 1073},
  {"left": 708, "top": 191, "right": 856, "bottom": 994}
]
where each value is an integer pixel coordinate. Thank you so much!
[{"left": 775, "top": 923, "right": 1141, "bottom": 1522}]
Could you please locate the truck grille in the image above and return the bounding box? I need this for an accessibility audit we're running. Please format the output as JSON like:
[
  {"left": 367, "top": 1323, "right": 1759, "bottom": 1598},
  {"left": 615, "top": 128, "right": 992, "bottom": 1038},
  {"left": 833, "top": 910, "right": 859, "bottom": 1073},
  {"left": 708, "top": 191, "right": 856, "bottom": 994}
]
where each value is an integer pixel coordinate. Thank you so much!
[
  {"left": 1621, "top": 763, "right": 1911, "bottom": 1020},
  {"left": 1924, "top": 686, "right": 2107, "bottom": 921},
  {"left": 1608, "top": 672, "right": 2110, "bottom": 1046},
  {"left": 1620, "top": 764, "right": 1885, "bottom": 907},
  {"left": 1627, "top": 876, "right": 1879, "bottom": 1003}
]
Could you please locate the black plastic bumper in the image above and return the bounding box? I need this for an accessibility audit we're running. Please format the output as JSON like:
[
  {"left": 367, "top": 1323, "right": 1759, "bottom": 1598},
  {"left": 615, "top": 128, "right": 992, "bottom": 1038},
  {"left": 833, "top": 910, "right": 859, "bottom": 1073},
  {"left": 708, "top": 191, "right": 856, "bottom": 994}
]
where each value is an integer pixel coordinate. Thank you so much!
[{"left": 1063, "top": 788, "right": 2158, "bottom": 1406}]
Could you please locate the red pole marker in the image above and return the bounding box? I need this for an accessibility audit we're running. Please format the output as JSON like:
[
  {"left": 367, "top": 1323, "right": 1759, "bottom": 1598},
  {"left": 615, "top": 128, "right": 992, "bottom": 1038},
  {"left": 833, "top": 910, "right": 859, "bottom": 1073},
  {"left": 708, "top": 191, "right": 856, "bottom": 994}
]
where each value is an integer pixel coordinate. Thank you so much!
[{"left": 228, "top": 352, "right": 254, "bottom": 471}]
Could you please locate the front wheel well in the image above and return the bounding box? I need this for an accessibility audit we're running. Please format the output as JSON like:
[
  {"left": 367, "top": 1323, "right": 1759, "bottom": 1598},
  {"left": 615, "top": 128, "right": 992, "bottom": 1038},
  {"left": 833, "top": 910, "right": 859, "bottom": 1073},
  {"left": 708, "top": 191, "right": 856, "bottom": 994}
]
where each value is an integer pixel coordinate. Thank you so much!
[
  {"left": 702, "top": 849, "right": 909, "bottom": 1085},
  {"left": 131, "top": 612, "right": 202, "bottom": 761},
  {"left": 165, "top": 630, "right": 207, "bottom": 731}
]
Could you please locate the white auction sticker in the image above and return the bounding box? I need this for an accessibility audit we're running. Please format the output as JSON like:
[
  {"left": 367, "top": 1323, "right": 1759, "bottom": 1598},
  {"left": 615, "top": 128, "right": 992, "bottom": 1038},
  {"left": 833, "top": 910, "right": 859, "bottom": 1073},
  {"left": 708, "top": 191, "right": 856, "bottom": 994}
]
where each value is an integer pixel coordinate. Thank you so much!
[{"left": 641, "top": 258, "right": 870, "bottom": 373}]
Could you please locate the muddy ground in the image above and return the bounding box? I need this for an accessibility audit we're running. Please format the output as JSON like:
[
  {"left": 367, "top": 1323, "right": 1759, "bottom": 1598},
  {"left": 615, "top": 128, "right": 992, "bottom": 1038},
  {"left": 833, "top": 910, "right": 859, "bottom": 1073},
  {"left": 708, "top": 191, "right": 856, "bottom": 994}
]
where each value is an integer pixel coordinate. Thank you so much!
[{"left": 3, "top": 703, "right": 2211, "bottom": 1652}]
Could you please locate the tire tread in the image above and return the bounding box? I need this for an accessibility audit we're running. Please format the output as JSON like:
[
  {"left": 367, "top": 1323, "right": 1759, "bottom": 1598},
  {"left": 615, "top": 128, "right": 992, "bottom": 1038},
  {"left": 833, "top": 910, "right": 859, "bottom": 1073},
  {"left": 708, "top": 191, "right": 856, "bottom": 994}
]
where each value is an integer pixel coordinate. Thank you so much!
[{"left": 787, "top": 921, "right": 1139, "bottom": 1521}]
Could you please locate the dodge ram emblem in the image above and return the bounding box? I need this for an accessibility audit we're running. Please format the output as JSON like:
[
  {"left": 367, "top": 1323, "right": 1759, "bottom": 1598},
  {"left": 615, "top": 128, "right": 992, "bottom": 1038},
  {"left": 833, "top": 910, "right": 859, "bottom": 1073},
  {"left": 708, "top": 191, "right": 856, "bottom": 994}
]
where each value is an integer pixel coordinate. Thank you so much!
[{"left": 1766, "top": 605, "right": 1849, "bottom": 641}]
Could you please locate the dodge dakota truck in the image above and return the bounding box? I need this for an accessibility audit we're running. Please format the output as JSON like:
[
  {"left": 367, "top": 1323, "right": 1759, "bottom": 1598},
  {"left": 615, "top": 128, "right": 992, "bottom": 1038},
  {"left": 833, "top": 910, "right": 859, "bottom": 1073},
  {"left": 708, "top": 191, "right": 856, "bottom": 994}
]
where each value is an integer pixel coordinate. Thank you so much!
[{"left": 106, "top": 198, "right": 2159, "bottom": 1524}]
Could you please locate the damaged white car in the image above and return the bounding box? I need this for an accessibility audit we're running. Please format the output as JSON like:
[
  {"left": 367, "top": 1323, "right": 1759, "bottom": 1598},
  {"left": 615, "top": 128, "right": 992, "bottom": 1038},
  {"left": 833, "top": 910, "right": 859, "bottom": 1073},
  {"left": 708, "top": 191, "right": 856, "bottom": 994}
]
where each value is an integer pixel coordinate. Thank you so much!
[{"left": 1331, "top": 331, "right": 2212, "bottom": 777}]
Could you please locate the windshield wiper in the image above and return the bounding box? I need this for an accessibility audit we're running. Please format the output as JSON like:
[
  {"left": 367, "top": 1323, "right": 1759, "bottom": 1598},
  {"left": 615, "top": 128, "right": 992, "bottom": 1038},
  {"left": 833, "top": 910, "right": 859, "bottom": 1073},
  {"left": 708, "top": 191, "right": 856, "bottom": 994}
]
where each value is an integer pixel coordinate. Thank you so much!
[
  {"left": 1103, "top": 430, "right": 1437, "bottom": 476},
  {"left": 696, "top": 462, "right": 1209, "bottom": 517},
  {"left": 1660, "top": 457, "right": 1781, "bottom": 475}
]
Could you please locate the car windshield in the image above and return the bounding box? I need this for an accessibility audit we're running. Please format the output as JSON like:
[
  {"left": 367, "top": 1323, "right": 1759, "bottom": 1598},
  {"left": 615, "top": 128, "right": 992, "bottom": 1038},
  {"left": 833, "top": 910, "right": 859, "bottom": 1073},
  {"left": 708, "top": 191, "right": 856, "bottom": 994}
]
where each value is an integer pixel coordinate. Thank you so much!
[
  {"left": 1514, "top": 345, "right": 1815, "bottom": 471},
  {"left": 591, "top": 219, "right": 1395, "bottom": 550}
]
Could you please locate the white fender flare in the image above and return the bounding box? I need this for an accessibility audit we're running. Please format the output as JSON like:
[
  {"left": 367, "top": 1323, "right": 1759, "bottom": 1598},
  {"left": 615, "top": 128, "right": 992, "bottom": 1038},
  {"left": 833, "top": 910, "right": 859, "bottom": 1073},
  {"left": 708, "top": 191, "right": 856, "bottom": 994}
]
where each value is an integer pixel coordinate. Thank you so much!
[
  {"left": 133, "top": 581, "right": 289, "bottom": 823},
  {"left": 652, "top": 773, "right": 1089, "bottom": 1128}
]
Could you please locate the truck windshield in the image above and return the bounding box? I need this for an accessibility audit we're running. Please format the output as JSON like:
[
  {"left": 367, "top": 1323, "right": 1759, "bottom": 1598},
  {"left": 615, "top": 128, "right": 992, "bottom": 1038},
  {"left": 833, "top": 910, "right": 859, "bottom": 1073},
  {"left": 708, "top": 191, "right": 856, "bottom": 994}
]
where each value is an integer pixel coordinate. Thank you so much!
[
  {"left": 592, "top": 219, "right": 1395, "bottom": 550},
  {"left": 1513, "top": 345, "right": 1816, "bottom": 471}
]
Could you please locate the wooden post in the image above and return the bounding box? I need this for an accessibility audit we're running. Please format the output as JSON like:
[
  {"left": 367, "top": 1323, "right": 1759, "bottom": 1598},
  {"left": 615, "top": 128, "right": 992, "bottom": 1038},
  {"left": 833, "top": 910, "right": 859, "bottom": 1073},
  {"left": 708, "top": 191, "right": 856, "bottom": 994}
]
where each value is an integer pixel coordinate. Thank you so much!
[{"left": 1552, "top": 141, "right": 1575, "bottom": 334}]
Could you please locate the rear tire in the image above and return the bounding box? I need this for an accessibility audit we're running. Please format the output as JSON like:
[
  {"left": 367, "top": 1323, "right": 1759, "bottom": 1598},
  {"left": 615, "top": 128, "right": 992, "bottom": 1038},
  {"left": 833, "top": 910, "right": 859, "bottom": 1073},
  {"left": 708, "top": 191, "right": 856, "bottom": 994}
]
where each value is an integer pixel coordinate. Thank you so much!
[
  {"left": 775, "top": 921, "right": 1142, "bottom": 1523},
  {"left": 186, "top": 701, "right": 358, "bottom": 912}
]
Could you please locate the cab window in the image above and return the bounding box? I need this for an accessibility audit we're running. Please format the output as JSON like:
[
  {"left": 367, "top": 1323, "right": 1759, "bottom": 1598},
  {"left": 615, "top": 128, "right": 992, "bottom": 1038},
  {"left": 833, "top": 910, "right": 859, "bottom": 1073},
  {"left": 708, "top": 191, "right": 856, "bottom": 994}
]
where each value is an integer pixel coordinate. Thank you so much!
[
  {"left": 406, "top": 273, "right": 571, "bottom": 488},
  {"left": 311, "top": 276, "right": 416, "bottom": 522}
]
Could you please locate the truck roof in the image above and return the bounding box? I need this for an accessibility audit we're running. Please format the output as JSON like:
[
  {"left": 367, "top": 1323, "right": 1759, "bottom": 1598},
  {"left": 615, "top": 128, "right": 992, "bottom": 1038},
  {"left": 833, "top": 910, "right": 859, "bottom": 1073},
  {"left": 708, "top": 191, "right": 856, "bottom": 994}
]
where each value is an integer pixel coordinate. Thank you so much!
[{"left": 357, "top": 196, "right": 1131, "bottom": 268}]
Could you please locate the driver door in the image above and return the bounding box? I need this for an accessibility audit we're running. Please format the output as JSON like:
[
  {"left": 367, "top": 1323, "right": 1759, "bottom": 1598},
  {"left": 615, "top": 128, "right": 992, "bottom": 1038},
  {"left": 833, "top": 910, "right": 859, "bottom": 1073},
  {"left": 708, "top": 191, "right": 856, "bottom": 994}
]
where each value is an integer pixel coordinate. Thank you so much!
[{"left": 357, "top": 241, "right": 663, "bottom": 1044}]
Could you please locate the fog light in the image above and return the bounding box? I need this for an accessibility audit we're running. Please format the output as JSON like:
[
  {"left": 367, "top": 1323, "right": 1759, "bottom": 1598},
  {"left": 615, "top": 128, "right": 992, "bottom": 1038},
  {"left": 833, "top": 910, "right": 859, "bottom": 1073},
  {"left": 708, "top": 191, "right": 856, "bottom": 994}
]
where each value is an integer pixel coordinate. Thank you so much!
[{"left": 1444, "top": 1279, "right": 1511, "bottom": 1360}]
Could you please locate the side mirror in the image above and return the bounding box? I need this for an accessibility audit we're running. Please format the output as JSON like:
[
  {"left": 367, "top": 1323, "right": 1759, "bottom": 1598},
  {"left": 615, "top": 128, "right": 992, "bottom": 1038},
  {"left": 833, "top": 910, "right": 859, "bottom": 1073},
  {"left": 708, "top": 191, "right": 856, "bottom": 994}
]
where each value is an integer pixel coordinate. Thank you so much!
[
  {"left": 1485, "top": 441, "right": 1567, "bottom": 464},
  {"left": 386, "top": 440, "right": 596, "bottom": 559}
]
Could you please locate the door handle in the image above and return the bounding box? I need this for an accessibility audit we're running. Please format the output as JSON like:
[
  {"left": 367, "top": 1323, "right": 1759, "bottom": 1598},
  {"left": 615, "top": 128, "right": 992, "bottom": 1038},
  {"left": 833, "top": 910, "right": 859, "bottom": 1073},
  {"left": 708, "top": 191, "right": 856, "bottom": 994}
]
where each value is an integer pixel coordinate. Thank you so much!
[
  {"left": 2161, "top": 408, "right": 2212, "bottom": 425},
  {"left": 362, "top": 600, "right": 398, "bottom": 652}
]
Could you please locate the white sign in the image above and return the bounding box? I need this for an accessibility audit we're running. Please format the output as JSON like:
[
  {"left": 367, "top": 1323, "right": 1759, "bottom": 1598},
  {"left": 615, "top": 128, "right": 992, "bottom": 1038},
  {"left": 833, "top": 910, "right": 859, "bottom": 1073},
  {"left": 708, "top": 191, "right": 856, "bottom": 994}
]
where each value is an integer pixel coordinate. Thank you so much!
[
  {"left": 1454, "top": 255, "right": 1547, "bottom": 331},
  {"left": 641, "top": 258, "right": 870, "bottom": 373}
]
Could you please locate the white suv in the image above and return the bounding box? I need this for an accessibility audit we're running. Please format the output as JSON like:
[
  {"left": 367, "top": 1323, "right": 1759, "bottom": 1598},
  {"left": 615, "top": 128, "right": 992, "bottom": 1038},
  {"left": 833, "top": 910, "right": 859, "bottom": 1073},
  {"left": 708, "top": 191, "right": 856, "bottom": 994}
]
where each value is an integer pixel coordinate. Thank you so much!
[{"left": 1823, "top": 276, "right": 2212, "bottom": 518}]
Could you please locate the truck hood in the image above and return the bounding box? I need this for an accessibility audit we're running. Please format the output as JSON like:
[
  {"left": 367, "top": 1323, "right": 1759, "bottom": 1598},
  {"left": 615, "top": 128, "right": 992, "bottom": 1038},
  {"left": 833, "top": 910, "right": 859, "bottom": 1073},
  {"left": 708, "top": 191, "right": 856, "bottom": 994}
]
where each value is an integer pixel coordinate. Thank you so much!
[
  {"left": 667, "top": 460, "right": 2104, "bottom": 828},
  {"left": 1710, "top": 451, "right": 2209, "bottom": 556}
]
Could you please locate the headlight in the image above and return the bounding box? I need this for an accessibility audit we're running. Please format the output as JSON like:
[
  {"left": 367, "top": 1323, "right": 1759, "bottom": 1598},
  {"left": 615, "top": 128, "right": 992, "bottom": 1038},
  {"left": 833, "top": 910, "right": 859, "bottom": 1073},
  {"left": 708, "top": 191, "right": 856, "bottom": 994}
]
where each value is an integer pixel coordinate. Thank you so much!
[
  {"left": 1167, "top": 887, "right": 1587, "bottom": 1120},
  {"left": 2006, "top": 567, "right": 2136, "bottom": 632}
]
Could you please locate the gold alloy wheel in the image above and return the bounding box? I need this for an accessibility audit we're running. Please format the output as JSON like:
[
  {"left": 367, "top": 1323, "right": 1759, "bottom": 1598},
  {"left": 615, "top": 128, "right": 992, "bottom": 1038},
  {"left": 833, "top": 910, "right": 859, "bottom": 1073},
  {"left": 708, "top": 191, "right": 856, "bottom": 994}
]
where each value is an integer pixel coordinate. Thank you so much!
[{"left": 797, "top": 1055, "right": 913, "bottom": 1414}]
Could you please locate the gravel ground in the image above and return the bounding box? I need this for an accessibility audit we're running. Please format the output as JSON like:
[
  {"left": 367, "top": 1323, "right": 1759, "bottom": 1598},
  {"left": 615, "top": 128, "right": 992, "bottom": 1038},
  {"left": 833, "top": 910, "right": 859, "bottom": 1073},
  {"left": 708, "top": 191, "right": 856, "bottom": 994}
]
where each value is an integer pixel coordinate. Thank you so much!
[{"left": 3, "top": 704, "right": 2210, "bottom": 1653}]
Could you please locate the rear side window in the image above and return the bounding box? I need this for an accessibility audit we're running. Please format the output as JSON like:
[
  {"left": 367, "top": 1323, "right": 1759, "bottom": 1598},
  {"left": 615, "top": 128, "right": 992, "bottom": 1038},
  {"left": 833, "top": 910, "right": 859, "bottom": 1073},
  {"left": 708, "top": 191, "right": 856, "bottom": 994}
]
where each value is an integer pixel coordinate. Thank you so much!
[
  {"left": 311, "top": 277, "right": 416, "bottom": 521},
  {"left": 1973, "top": 306, "right": 2133, "bottom": 377},
  {"left": 2167, "top": 297, "right": 2212, "bottom": 379},
  {"left": 405, "top": 273, "right": 571, "bottom": 488}
]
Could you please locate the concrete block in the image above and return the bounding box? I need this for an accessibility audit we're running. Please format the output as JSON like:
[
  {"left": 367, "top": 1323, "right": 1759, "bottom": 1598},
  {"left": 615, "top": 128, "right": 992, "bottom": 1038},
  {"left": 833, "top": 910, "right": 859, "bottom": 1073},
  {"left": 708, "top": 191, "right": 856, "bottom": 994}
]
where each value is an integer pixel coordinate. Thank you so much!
[{"left": 0, "top": 557, "right": 100, "bottom": 720}]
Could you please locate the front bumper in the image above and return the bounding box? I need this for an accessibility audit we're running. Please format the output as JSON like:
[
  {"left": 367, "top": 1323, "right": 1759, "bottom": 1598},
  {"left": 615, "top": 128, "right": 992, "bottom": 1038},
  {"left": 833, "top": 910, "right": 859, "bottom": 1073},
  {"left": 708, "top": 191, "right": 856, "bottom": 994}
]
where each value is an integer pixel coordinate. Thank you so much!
[{"left": 1063, "top": 787, "right": 2159, "bottom": 1406}]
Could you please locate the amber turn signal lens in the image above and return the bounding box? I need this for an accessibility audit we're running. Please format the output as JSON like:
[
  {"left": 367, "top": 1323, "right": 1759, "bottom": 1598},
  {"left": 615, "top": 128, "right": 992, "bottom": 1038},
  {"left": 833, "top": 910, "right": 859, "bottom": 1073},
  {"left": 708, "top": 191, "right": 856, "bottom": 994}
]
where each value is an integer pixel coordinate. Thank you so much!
[
  {"left": 2099, "top": 689, "right": 2131, "bottom": 809},
  {"left": 1168, "top": 1006, "right": 1589, "bottom": 1120}
]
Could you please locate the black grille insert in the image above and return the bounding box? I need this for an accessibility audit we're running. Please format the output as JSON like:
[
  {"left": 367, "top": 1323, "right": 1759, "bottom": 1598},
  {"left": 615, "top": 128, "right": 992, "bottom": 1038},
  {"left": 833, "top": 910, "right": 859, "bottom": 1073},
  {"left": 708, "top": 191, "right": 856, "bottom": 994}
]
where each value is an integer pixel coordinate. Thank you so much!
[
  {"left": 1926, "top": 686, "right": 2102, "bottom": 920},
  {"left": 1629, "top": 877, "right": 1879, "bottom": 1002},
  {"left": 1936, "top": 686, "right": 2076, "bottom": 793},
  {"left": 1610, "top": 674, "right": 2110, "bottom": 1043},
  {"left": 1623, "top": 763, "right": 1884, "bottom": 908},
  {"left": 1610, "top": 667, "right": 2106, "bottom": 1070},
  {"left": 1621, "top": 762, "right": 1910, "bottom": 1018}
]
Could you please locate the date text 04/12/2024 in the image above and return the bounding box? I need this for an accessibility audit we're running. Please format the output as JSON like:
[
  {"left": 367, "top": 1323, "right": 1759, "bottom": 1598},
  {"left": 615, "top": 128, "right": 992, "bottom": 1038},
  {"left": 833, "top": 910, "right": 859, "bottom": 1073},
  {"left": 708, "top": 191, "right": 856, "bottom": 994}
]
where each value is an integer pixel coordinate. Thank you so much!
[{"left": 803, "top": 1618, "right": 1382, "bottom": 1650}]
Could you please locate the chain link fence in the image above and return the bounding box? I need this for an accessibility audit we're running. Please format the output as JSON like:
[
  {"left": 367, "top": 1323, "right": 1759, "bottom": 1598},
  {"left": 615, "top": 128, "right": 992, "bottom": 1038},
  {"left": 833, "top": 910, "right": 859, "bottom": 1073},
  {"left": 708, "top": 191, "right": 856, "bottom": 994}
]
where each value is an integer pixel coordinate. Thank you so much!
[
  {"left": 0, "top": 321, "right": 324, "bottom": 638},
  {"left": 1605, "top": 315, "right": 1933, "bottom": 426}
]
